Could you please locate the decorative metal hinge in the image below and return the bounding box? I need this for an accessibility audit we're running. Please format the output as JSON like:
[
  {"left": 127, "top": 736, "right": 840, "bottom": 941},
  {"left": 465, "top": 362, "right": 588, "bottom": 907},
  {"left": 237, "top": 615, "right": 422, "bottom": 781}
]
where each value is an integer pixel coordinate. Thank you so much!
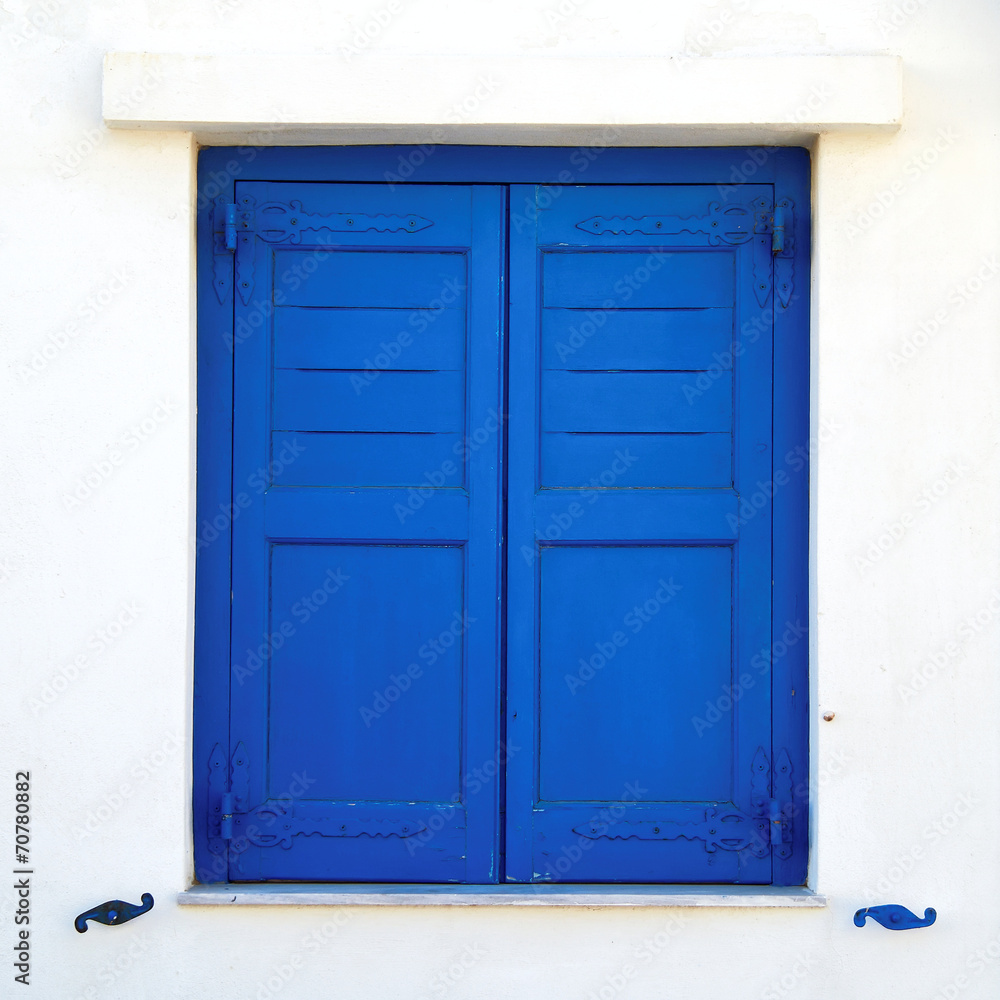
[
  {"left": 770, "top": 197, "right": 796, "bottom": 308},
  {"left": 751, "top": 745, "right": 794, "bottom": 860},
  {"left": 571, "top": 746, "right": 794, "bottom": 859},
  {"left": 211, "top": 197, "right": 435, "bottom": 305},
  {"left": 206, "top": 743, "right": 429, "bottom": 873},
  {"left": 574, "top": 195, "right": 796, "bottom": 309}
]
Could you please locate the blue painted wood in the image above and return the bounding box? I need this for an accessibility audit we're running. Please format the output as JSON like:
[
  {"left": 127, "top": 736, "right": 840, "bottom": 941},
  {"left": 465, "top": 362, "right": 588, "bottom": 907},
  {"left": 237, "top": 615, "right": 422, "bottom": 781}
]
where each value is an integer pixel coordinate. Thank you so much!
[
  {"left": 193, "top": 157, "right": 237, "bottom": 887},
  {"left": 771, "top": 148, "right": 811, "bottom": 887},
  {"left": 228, "top": 181, "right": 505, "bottom": 882},
  {"left": 195, "top": 146, "right": 810, "bottom": 886},
  {"left": 505, "top": 183, "right": 777, "bottom": 883},
  {"left": 540, "top": 432, "right": 732, "bottom": 489},
  {"left": 274, "top": 307, "right": 466, "bottom": 371},
  {"left": 273, "top": 369, "right": 464, "bottom": 432},
  {"left": 541, "top": 308, "right": 734, "bottom": 370},
  {"left": 542, "top": 370, "right": 732, "bottom": 432},
  {"left": 199, "top": 145, "right": 793, "bottom": 186}
]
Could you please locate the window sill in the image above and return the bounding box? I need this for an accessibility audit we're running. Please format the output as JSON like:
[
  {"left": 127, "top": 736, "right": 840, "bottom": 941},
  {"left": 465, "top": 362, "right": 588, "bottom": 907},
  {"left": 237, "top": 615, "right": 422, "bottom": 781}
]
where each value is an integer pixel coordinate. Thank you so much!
[{"left": 178, "top": 883, "right": 826, "bottom": 908}]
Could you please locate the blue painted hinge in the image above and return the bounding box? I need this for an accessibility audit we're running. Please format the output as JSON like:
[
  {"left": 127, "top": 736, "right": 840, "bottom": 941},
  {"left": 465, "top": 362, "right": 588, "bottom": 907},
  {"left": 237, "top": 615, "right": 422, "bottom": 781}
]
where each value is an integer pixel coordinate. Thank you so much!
[
  {"left": 211, "top": 199, "right": 244, "bottom": 305},
  {"left": 224, "top": 203, "right": 237, "bottom": 251},
  {"left": 206, "top": 743, "right": 429, "bottom": 875},
  {"left": 212, "top": 196, "right": 435, "bottom": 306},
  {"left": 751, "top": 746, "right": 794, "bottom": 859},
  {"left": 572, "top": 747, "right": 794, "bottom": 859},
  {"left": 770, "top": 197, "right": 796, "bottom": 308}
]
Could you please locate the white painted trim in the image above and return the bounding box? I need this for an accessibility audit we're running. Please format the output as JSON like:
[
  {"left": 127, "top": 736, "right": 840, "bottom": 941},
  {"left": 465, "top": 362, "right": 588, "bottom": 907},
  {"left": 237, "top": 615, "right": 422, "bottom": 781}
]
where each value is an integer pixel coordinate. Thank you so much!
[
  {"left": 178, "top": 884, "right": 827, "bottom": 908},
  {"left": 103, "top": 52, "right": 901, "bottom": 145}
]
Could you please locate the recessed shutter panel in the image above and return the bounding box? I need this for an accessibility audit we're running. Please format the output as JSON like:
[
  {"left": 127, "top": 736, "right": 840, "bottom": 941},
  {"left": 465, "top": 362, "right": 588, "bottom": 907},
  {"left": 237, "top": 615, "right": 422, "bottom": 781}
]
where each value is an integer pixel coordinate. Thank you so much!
[
  {"left": 228, "top": 182, "right": 505, "bottom": 882},
  {"left": 505, "top": 184, "right": 776, "bottom": 883}
]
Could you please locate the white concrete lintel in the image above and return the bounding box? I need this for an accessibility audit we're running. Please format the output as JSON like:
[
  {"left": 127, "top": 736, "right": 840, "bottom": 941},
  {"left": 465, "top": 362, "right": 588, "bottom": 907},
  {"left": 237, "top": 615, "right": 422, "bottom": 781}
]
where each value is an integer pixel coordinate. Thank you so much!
[
  {"left": 103, "top": 52, "right": 901, "bottom": 145},
  {"left": 178, "top": 884, "right": 827, "bottom": 908}
]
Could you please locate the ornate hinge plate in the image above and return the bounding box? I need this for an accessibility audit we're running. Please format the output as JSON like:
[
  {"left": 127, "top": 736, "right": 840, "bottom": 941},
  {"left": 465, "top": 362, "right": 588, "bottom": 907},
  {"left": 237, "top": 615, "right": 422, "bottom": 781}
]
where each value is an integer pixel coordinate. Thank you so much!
[
  {"left": 771, "top": 197, "right": 796, "bottom": 308},
  {"left": 575, "top": 196, "right": 796, "bottom": 309},
  {"left": 206, "top": 743, "right": 428, "bottom": 873},
  {"left": 231, "top": 802, "right": 427, "bottom": 851},
  {"left": 576, "top": 199, "right": 769, "bottom": 245},
  {"left": 213, "top": 197, "right": 435, "bottom": 304},
  {"left": 571, "top": 746, "right": 793, "bottom": 859},
  {"left": 573, "top": 807, "right": 771, "bottom": 857}
]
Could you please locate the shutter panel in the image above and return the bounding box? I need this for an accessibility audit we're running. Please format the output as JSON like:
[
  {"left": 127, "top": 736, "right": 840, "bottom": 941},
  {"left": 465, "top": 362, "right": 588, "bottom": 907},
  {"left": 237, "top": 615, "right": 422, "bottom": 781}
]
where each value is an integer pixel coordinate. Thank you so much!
[
  {"left": 505, "top": 184, "right": 776, "bottom": 883},
  {"left": 229, "top": 182, "right": 505, "bottom": 881}
]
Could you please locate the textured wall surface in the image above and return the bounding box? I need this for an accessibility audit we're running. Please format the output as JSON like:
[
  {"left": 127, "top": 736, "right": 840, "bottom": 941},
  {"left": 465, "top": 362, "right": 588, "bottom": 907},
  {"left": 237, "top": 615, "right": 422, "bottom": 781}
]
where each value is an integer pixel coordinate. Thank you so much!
[{"left": 2, "top": 1, "right": 999, "bottom": 997}]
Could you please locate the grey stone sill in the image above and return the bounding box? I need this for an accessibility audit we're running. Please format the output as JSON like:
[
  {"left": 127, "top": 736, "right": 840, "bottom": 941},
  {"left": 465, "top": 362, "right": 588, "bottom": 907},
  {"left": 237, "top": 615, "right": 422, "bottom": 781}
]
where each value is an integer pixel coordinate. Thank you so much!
[{"left": 179, "top": 884, "right": 826, "bottom": 908}]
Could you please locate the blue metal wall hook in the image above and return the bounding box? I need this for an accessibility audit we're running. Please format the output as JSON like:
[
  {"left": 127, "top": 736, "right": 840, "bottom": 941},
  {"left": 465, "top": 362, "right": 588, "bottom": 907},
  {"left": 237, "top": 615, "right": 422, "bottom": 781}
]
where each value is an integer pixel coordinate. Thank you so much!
[
  {"left": 75, "top": 893, "right": 154, "bottom": 933},
  {"left": 854, "top": 904, "right": 936, "bottom": 930}
]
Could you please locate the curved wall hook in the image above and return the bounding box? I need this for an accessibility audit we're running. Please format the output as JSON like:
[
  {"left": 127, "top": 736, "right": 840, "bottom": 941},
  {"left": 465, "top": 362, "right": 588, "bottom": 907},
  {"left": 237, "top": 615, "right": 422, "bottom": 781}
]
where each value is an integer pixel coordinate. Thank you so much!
[
  {"left": 75, "top": 893, "right": 154, "bottom": 933},
  {"left": 854, "top": 904, "right": 936, "bottom": 930}
]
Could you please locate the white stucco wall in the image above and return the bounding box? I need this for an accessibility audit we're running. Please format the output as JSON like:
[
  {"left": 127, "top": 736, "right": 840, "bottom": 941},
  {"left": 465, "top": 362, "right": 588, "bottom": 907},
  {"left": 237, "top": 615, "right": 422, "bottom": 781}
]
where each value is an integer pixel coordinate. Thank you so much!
[{"left": 2, "top": 1, "right": 999, "bottom": 998}]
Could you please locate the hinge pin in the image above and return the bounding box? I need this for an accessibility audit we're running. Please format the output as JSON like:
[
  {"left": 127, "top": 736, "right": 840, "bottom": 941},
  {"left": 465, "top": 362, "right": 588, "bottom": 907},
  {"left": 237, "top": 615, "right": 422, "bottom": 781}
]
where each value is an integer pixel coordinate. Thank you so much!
[
  {"left": 772, "top": 204, "right": 786, "bottom": 254},
  {"left": 224, "top": 204, "right": 237, "bottom": 251},
  {"left": 220, "top": 792, "right": 234, "bottom": 840}
]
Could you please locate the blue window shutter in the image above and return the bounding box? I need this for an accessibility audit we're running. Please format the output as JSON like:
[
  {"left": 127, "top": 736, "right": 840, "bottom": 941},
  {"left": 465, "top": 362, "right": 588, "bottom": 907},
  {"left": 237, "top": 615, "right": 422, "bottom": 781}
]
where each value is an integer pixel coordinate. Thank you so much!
[
  {"left": 228, "top": 182, "right": 505, "bottom": 882},
  {"left": 196, "top": 149, "right": 810, "bottom": 887},
  {"left": 505, "top": 184, "right": 779, "bottom": 883}
]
